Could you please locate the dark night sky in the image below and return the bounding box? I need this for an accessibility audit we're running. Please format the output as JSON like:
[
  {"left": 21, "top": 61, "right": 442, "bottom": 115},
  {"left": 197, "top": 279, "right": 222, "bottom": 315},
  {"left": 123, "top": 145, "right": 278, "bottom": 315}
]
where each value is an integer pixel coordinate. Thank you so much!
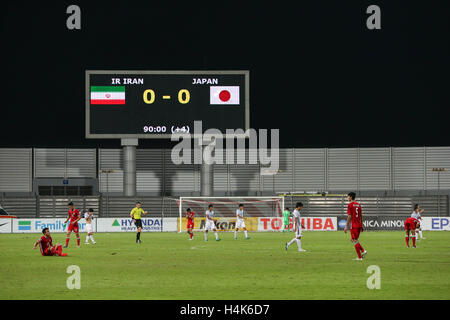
[{"left": 1, "top": 0, "right": 449, "bottom": 149}]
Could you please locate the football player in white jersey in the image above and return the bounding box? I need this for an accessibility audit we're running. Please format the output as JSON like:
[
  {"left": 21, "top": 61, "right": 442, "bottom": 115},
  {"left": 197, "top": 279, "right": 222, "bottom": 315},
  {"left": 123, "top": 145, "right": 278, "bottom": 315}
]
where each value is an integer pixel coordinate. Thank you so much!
[
  {"left": 411, "top": 204, "right": 425, "bottom": 240},
  {"left": 285, "top": 202, "right": 306, "bottom": 252},
  {"left": 84, "top": 208, "right": 96, "bottom": 244},
  {"left": 234, "top": 204, "right": 250, "bottom": 240},
  {"left": 204, "top": 204, "right": 221, "bottom": 242}
]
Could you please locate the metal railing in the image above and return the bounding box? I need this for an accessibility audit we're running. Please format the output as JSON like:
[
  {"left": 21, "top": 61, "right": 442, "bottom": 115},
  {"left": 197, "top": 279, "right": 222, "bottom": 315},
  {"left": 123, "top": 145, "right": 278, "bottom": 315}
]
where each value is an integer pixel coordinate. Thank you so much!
[{"left": 0, "top": 195, "right": 448, "bottom": 218}]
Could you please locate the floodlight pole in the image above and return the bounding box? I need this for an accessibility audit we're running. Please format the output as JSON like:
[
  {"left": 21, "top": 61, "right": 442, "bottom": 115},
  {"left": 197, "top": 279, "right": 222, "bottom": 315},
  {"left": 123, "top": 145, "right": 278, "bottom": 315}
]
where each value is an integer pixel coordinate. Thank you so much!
[{"left": 122, "top": 139, "right": 138, "bottom": 197}]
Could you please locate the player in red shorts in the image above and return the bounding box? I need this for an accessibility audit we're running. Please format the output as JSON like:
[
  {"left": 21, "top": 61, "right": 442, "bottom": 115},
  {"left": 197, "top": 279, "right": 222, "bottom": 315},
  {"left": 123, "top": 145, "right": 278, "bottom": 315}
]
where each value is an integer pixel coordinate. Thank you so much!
[
  {"left": 33, "top": 227, "right": 67, "bottom": 256},
  {"left": 404, "top": 217, "right": 419, "bottom": 248},
  {"left": 64, "top": 201, "right": 81, "bottom": 248},
  {"left": 186, "top": 208, "right": 195, "bottom": 240},
  {"left": 344, "top": 192, "right": 367, "bottom": 261}
]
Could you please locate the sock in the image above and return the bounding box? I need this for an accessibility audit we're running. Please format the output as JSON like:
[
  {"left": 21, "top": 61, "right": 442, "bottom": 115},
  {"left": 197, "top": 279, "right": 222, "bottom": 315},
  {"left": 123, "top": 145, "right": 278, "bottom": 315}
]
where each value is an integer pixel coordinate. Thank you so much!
[
  {"left": 244, "top": 230, "right": 248, "bottom": 238},
  {"left": 86, "top": 235, "right": 89, "bottom": 243},
  {"left": 214, "top": 232, "right": 219, "bottom": 240},
  {"left": 358, "top": 243, "right": 364, "bottom": 253},
  {"left": 234, "top": 231, "right": 237, "bottom": 238},
  {"left": 90, "top": 235, "right": 95, "bottom": 243},
  {"left": 65, "top": 237, "right": 69, "bottom": 246},
  {"left": 296, "top": 239, "right": 302, "bottom": 251},
  {"left": 190, "top": 232, "right": 193, "bottom": 239},
  {"left": 405, "top": 235, "right": 409, "bottom": 246},
  {"left": 76, "top": 236, "right": 80, "bottom": 246},
  {"left": 57, "top": 245, "right": 62, "bottom": 256},
  {"left": 287, "top": 238, "right": 296, "bottom": 247},
  {"left": 137, "top": 232, "right": 141, "bottom": 240},
  {"left": 412, "top": 235, "right": 416, "bottom": 247},
  {"left": 204, "top": 232, "right": 208, "bottom": 241},
  {"left": 354, "top": 244, "right": 362, "bottom": 258},
  {"left": 419, "top": 230, "right": 423, "bottom": 238}
]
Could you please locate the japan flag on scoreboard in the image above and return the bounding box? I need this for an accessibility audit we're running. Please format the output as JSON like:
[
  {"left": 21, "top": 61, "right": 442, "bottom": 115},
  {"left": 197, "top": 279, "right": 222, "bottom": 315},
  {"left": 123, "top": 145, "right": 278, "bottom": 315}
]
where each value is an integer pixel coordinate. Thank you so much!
[{"left": 210, "top": 86, "right": 240, "bottom": 105}]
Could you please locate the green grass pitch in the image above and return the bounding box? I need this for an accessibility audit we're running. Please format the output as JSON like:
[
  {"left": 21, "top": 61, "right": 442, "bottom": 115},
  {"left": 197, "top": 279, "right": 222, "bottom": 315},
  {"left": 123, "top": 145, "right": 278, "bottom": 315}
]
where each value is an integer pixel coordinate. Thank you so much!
[{"left": 0, "top": 231, "right": 449, "bottom": 300}]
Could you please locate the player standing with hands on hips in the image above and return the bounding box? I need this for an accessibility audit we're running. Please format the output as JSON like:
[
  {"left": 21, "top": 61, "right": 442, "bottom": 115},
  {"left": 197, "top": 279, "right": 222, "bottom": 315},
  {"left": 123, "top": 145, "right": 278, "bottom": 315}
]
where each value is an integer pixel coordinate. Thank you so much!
[
  {"left": 344, "top": 192, "right": 367, "bottom": 261},
  {"left": 285, "top": 202, "right": 306, "bottom": 252},
  {"left": 282, "top": 207, "right": 291, "bottom": 232},
  {"left": 64, "top": 202, "right": 81, "bottom": 248},
  {"left": 130, "top": 202, "right": 148, "bottom": 243}
]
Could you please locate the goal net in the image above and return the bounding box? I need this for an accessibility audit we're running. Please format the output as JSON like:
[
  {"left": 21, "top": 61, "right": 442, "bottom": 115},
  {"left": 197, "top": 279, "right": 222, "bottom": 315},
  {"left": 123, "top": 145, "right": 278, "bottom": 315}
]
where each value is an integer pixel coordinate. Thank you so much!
[{"left": 177, "top": 196, "right": 284, "bottom": 232}]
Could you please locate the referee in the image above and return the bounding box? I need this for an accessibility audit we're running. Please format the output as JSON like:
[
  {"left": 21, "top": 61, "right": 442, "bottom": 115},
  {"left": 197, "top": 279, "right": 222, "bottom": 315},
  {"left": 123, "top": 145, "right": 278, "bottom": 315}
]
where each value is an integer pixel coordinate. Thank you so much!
[{"left": 130, "top": 201, "right": 148, "bottom": 243}]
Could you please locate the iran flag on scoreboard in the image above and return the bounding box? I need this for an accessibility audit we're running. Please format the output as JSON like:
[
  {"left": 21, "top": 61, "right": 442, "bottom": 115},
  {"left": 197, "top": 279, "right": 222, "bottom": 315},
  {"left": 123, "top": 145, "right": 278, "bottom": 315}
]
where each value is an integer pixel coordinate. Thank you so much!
[
  {"left": 90, "top": 86, "right": 126, "bottom": 105},
  {"left": 210, "top": 86, "right": 240, "bottom": 105}
]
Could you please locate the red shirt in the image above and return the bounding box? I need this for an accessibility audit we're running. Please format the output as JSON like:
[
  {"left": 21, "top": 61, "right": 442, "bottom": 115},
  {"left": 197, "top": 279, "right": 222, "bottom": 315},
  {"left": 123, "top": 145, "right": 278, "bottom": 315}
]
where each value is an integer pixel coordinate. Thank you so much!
[
  {"left": 186, "top": 211, "right": 195, "bottom": 223},
  {"left": 38, "top": 235, "right": 53, "bottom": 255},
  {"left": 405, "top": 217, "right": 418, "bottom": 225},
  {"left": 347, "top": 201, "right": 363, "bottom": 229},
  {"left": 68, "top": 209, "right": 80, "bottom": 223}
]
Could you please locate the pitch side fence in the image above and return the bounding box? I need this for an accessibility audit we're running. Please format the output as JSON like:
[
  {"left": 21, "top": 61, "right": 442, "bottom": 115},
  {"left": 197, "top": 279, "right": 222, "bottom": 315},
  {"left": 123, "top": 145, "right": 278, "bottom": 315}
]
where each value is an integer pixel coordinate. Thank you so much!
[{"left": 0, "top": 195, "right": 448, "bottom": 218}]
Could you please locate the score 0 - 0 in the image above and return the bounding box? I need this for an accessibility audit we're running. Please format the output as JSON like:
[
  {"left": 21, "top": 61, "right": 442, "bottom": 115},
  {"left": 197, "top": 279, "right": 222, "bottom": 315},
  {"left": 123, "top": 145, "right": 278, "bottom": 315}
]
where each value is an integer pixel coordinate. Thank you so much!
[{"left": 143, "top": 89, "right": 190, "bottom": 104}]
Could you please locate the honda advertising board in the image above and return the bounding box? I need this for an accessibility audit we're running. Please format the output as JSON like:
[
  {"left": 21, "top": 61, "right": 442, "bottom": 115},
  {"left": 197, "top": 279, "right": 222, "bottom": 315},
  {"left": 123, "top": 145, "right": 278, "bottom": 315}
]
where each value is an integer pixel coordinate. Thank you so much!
[{"left": 97, "top": 218, "right": 163, "bottom": 232}]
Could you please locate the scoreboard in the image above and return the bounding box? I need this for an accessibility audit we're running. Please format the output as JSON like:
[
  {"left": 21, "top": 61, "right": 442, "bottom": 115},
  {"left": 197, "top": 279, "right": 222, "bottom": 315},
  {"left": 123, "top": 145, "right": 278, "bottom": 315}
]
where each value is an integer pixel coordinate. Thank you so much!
[{"left": 85, "top": 70, "right": 249, "bottom": 139}]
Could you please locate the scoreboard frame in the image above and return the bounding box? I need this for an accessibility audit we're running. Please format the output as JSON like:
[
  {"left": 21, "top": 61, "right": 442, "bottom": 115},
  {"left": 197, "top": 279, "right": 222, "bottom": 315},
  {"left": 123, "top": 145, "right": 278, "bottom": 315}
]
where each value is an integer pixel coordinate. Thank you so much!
[{"left": 85, "top": 70, "right": 250, "bottom": 139}]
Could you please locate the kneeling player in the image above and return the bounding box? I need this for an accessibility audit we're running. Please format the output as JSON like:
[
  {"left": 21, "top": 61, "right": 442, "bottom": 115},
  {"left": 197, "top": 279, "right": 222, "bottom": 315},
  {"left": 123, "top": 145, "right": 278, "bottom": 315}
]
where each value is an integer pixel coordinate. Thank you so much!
[
  {"left": 404, "top": 217, "right": 419, "bottom": 248},
  {"left": 186, "top": 208, "right": 195, "bottom": 240},
  {"left": 234, "top": 204, "right": 250, "bottom": 240},
  {"left": 204, "top": 204, "right": 220, "bottom": 241},
  {"left": 285, "top": 202, "right": 306, "bottom": 252},
  {"left": 33, "top": 228, "right": 67, "bottom": 256}
]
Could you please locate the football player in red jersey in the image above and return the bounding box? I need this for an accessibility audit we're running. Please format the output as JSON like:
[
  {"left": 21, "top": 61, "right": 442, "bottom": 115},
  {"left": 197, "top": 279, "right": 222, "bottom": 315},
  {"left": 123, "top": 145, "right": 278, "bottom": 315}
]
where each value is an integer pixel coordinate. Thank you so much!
[
  {"left": 344, "top": 192, "right": 367, "bottom": 261},
  {"left": 186, "top": 208, "right": 195, "bottom": 240},
  {"left": 33, "top": 227, "right": 67, "bottom": 256},
  {"left": 64, "top": 202, "right": 81, "bottom": 248},
  {"left": 404, "top": 217, "right": 419, "bottom": 248}
]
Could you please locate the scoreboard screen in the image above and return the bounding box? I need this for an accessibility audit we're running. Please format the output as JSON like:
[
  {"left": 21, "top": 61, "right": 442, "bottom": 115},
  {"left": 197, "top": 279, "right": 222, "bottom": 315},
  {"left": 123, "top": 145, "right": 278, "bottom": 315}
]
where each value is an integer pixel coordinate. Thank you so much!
[{"left": 85, "top": 70, "right": 249, "bottom": 139}]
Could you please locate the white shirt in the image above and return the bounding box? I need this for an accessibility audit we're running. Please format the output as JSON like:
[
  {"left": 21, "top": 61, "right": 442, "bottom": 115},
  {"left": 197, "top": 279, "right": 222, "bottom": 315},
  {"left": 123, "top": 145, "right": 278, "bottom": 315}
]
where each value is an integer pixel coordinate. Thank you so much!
[
  {"left": 84, "top": 212, "right": 93, "bottom": 223},
  {"left": 206, "top": 210, "right": 214, "bottom": 220},
  {"left": 411, "top": 211, "right": 421, "bottom": 219},
  {"left": 236, "top": 209, "right": 244, "bottom": 221},
  {"left": 292, "top": 209, "right": 301, "bottom": 228}
]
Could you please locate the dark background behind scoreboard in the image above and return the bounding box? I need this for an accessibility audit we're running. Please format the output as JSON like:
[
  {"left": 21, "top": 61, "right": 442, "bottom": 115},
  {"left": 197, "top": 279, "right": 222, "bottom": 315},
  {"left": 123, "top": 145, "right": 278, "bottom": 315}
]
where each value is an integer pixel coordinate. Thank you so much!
[{"left": 1, "top": 0, "right": 449, "bottom": 148}]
